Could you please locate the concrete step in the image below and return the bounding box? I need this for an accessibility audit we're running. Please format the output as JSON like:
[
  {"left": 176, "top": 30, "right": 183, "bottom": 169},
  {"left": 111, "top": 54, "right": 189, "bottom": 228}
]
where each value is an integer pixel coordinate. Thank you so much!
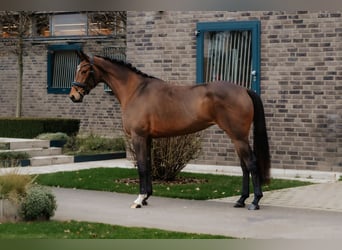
[
  {"left": 30, "top": 155, "right": 74, "bottom": 166},
  {"left": 0, "top": 138, "right": 50, "bottom": 150},
  {"left": 0, "top": 147, "right": 62, "bottom": 157}
]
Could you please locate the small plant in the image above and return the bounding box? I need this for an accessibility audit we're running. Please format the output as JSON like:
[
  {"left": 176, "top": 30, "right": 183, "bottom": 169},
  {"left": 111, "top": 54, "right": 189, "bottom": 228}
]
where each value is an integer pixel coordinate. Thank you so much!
[
  {"left": 19, "top": 185, "right": 57, "bottom": 221},
  {"left": 0, "top": 152, "right": 30, "bottom": 168},
  {"left": 0, "top": 170, "right": 34, "bottom": 222},
  {"left": 0, "top": 171, "right": 56, "bottom": 222}
]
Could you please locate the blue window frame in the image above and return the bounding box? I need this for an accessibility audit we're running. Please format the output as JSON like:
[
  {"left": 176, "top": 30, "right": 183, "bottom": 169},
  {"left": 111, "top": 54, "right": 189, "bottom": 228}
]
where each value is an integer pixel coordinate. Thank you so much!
[
  {"left": 196, "top": 20, "right": 261, "bottom": 94},
  {"left": 47, "top": 44, "right": 82, "bottom": 94}
]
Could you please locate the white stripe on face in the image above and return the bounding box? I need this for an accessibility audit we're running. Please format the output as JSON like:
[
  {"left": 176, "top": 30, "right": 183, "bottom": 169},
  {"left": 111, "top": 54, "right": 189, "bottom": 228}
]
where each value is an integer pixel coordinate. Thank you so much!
[{"left": 75, "top": 64, "right": 81, "bottom": 81}]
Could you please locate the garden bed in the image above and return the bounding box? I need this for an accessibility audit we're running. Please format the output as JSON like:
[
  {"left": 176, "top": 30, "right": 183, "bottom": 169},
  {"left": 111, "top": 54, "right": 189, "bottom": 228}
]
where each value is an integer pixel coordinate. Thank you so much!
[{"left": 73, "top": 151, "right": 126, "bottom": 163}]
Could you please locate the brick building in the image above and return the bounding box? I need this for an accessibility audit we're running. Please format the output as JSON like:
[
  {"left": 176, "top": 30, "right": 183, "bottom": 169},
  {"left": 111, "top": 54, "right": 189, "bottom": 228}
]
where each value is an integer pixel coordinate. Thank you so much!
[{"left": 0, "top": 11, "right": 341, "bottom": 172}]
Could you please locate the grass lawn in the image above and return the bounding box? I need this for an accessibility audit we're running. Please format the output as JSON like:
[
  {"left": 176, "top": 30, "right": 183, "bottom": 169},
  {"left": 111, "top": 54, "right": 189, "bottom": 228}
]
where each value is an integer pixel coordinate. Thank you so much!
[
  {"left": 35, "top": 167, "right": 313, "bottom": 200},
  {"left": 0, "top": 220, "right": 230, "bottom": 239}
]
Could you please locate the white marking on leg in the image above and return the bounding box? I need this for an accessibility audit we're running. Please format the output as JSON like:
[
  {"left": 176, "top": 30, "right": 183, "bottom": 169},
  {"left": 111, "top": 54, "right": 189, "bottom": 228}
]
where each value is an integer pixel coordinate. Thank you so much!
[{"left": 131, "top": 194, "right": 147, "bottom": 208}]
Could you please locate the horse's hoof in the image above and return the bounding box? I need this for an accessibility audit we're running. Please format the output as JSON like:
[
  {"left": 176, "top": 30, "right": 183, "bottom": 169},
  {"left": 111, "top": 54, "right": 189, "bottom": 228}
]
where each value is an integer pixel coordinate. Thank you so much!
[
  {"left": 234, "top": 201, "right": 245, "bottom": 208},
  {"left": 130, "top": 203, "right": 142, "bottom": 209},
  {"left": 247, "top": 203, "right": 260, "bottom": 210},
  {"left": 142, "top": 200, "right": 148, "bottom": 206}
]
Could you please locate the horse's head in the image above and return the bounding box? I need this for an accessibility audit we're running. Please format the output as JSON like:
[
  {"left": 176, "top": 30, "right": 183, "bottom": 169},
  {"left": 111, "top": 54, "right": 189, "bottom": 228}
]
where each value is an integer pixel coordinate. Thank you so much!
[{"left": 69, "top": 51, "right": 97, "bottom": 103}]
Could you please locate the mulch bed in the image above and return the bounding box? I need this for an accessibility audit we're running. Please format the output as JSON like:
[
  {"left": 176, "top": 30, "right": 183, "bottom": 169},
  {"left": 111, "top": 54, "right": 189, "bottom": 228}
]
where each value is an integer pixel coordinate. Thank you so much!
[{"left": 115, "top": 177, "right": 208, "bottom": 185}]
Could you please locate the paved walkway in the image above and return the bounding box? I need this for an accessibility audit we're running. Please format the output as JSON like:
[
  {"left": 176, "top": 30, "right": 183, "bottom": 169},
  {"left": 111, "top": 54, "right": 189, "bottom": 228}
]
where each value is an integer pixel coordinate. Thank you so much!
[
  {"left": 1, "top": 159, "right": 342, "bottom": 238},
  {"left": 52, "top": 187, "right": 342, "bottom": 239},
  {"left": 214, "top": 182, "right": 342, "bottom": 213}
]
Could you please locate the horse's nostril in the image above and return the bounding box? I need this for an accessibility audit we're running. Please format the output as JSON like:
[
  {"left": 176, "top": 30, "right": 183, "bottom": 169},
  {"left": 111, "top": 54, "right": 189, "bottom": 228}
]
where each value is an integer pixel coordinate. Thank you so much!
[
  {"left": 70, "top": 95, "right": 83, "bottom": 103},
  {"left": 70, "top": 95, "right": 77, "bottom": 102}
]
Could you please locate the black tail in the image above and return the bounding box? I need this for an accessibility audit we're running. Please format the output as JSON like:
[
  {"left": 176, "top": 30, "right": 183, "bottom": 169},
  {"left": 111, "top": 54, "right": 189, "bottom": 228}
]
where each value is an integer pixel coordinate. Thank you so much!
[{"left": 247, "top": 90, "right": 271, "bottom": 185}]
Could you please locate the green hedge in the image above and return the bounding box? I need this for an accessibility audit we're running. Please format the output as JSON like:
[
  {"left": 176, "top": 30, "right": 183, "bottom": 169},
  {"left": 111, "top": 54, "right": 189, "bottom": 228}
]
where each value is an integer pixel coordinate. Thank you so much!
[{"left": 0, "top": 118, "right": 80, "bottom": 138}]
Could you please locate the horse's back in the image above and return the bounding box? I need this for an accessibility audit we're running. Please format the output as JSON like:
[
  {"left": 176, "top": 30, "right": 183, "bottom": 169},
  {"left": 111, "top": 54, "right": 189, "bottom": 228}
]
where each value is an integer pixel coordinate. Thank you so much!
[{"left": 124, "top": 80, "right": 253, "bottom": 138}]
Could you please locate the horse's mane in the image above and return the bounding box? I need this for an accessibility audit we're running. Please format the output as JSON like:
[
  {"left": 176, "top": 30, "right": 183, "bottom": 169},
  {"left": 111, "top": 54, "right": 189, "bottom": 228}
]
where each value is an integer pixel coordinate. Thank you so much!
[{"left": 96, "top": 55, "right": 158, "bottom": 79}]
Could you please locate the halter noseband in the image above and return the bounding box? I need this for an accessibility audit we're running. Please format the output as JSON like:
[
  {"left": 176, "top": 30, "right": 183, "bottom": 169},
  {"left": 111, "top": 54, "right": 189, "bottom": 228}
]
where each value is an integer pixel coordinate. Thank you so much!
[{"left": 71, "top": 57, "right": 95, "bottom": 96}]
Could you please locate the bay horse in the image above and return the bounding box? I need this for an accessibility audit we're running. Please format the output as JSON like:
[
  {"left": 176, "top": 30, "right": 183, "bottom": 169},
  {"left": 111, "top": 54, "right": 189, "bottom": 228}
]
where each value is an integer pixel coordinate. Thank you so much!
[{"left": 69, "top": 51, "right": 271, "bottom": 210}]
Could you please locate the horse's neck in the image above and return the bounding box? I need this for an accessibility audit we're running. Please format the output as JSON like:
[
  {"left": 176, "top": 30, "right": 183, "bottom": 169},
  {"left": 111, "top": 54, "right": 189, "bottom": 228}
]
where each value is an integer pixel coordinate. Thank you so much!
[{"left": 103, "top": 65, "right": 143, "bottom": 108}]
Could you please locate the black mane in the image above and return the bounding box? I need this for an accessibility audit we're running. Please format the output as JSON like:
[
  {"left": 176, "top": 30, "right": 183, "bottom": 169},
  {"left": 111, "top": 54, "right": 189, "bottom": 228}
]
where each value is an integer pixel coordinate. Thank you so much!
[{"left": 96, "top": 55, "right": 158, "bottom": 79}]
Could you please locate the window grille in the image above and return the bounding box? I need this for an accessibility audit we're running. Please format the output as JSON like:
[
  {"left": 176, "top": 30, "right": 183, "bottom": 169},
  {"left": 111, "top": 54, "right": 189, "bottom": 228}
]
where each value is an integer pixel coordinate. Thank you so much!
[
  {"left": 196, "top": 21, "right": 261, "bottom": 94},
  {"left": 47, "top": 44, "right": 81, "bottom": 94},
  {"left": 204, "top": 30, "right": 252, "bottom": 89}
]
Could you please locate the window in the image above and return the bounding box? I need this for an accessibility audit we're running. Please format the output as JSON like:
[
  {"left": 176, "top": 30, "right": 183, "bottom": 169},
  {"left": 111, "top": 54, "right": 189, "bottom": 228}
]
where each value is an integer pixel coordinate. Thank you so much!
[
  {"left": 0, "top": 11, "right": 126, "bottom": 38},
  {"left": 47, "top": 44, "right": 82, "bottom": 94},
  {"left": 196, "top": 21, "right": 261, "bottom": 94},
  {"left": 101, "top": 46, "right": 126, "bottom": 92},
  {"left": 89, "top": 12, "right": 126, "bottom": 36},
  {"left": 51, "top": 13, "right": 87, "bottom": 36},
  {"left": 34, "top": 12, "right": 126, "bottom": 37}
]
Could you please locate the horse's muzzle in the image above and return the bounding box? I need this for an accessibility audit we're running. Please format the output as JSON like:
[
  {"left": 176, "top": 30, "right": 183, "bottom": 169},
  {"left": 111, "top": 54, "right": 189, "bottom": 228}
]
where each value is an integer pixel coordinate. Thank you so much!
[{"left": 70, "top": 94, "right": 83, "bottom": 103}]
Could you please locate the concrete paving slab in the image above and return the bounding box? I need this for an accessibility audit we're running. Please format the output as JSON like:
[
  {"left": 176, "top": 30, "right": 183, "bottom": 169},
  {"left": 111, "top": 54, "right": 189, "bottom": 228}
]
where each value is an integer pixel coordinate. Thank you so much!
[
  {"left": 213, "top": 182, "right": 342, "bottom": 213},
  {"left": 52, "top": 187, "right": 342, "bottom": 239}
]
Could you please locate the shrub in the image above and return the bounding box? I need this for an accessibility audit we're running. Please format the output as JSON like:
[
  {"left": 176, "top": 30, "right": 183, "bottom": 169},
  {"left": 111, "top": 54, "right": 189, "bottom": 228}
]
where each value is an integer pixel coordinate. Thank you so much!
[
  {"left": 128, "top": 133, "right": 202, "bottom": 181},
  {"left": 19, "top": 185, "right": 57, "bottom": 221},
  {"left": 63, "top": 134, "right": 126, "bottom": 155},
  {"left": 35, "top": 132, "right": 69, "bottom": 141},
  {"left": 0, "top": 118, "right": 80, "bottom": 138}
]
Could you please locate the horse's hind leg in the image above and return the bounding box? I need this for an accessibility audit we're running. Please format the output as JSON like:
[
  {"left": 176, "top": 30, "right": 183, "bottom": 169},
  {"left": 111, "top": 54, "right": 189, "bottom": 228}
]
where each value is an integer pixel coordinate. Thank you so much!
[
  {"left": 234, "top": 160, "right": 250, "bottom": 208},
  {"left": 234, "top": 139, "right": 263, "bottom": 210},
  {"left": 248, "top": 155, "right": 263, "bottom": 210}
]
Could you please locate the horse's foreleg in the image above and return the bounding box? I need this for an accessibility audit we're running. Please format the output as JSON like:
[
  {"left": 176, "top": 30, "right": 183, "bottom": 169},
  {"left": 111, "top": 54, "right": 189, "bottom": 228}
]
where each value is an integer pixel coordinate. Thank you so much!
[{"left": 130, "top": 136, "right": 153, "bottom": 208}]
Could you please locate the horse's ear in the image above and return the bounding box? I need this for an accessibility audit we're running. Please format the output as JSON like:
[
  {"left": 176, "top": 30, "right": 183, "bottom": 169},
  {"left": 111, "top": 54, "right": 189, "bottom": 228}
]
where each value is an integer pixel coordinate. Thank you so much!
[{"left": 76, "top": 50, "right": 89, "bottom": 62}]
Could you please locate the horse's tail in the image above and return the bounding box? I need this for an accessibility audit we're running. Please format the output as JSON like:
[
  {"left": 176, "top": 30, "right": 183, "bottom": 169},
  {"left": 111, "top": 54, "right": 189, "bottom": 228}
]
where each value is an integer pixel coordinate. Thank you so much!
[{"left": 247, "top": 89, "right": 271, "bottom": 185}]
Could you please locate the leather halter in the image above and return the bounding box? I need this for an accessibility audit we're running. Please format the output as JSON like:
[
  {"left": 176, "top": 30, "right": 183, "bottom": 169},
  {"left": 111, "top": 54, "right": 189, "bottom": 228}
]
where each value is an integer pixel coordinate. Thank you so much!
[{"left": 71, "top": 57, "right": 95, "bottom": 96}]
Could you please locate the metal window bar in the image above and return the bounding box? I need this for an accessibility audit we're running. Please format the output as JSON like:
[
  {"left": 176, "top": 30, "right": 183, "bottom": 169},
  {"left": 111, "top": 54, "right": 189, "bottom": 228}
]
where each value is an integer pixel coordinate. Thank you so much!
[
  {"left": 52, "top": 50, "right": 79, "bottom": 89},
  {"left": 102, "top": 47, "right": 126, "bottom": 92},
  {"left": 205, "top": 30, "right": 252, "bottom": 89}
]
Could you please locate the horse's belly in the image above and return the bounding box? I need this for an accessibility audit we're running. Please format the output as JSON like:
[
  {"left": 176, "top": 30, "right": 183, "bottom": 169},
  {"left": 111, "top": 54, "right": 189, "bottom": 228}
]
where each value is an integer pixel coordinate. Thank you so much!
[{"left": 150, "top": 118, "right": 213, "bottom": 138}]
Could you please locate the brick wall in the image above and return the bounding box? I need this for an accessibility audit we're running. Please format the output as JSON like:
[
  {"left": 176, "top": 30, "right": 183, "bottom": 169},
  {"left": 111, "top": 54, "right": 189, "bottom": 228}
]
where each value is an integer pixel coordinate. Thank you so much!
[
  {"left": 0, "top": 38, "right": 125, "bottom": 138},
  {"left": 126, "top": 11, "right": 341, "bottom": 172},
  {"left": 1, "top": 11, "right": 341, "bottom": 172},
  {"left": 0, "top": 39, "right": 18, "bottom": 116}
]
